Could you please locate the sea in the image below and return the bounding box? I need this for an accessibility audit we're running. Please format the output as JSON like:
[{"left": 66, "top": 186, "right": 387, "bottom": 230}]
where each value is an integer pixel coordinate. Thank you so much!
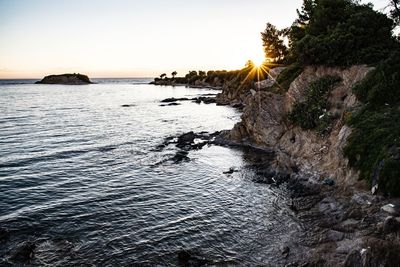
[{"left": 0, "top": 78, "right": 305, "bottom": 266}]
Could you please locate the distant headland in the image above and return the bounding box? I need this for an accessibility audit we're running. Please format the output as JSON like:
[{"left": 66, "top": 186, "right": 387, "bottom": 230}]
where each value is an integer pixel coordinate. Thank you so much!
[{"left": 35, "top": 73, "right": 92, "bottom": 85}]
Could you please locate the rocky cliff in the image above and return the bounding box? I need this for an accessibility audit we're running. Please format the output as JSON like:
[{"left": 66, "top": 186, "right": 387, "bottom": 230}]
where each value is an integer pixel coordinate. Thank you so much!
[
  {"left": 225, "top": 65, "right": 373, "bottom": 185},
  {"left": 36, "top": 73, "right": 92, "bottom": 85}
]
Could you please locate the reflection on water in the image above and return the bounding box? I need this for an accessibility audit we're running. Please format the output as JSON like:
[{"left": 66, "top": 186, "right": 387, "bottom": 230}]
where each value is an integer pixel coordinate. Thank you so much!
[{"left": 0, "top": 82, "right": 305, "bottom": 266}]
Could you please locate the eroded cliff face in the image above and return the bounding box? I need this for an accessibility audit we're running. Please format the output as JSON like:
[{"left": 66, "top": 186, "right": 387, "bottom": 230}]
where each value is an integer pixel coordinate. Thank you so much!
[{"left": 228, "top": 65, "right": 373, "bottom": 184}]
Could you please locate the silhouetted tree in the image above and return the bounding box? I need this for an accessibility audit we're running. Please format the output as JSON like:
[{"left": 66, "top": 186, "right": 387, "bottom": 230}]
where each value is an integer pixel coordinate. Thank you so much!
[
  {"left": 245, "top": 60, "right": 255, "bottom": 68},
  {"left": 296, "top": 0, "right": 316, "bottom": 25},
  {"left": 198, "top": 71, "right": 206, "bottom": 77},
  {"left": 261, "top": 23, "right": 288, "bottom": 63},
  {"left": 160, "top": 73, "right": 166, "bottom": 79},
  {"left": 171, "top": 71, "right": 177, "bottom": 78},
  {"left": 390, "top": 0, "right": 400, "bottom": 24}
]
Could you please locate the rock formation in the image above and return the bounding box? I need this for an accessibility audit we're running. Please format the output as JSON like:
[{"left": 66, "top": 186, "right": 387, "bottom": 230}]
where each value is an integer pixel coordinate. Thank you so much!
[
  {"left": 224, "top": 65, "right": 373, "bottom": 184},
  {"left": 35, "top": 73, "right": 92, "bottom": 85}
]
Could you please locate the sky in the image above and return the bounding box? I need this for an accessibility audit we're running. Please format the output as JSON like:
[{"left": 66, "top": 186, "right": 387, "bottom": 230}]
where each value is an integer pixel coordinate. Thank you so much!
[{"left": 0, "top": 0, "right": 390, "bottom": 78}]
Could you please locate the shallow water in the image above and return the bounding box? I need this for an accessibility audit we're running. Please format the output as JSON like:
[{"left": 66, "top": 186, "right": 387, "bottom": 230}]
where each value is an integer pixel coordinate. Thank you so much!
[{"left": 0, "top": 80, "right": 305, "bottom": 266}]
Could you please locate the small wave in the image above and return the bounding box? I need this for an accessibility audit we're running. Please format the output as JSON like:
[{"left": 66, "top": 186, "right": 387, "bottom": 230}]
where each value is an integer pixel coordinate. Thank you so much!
[{"left": 0, "top": 144, "right": 123, "bottom": 169}]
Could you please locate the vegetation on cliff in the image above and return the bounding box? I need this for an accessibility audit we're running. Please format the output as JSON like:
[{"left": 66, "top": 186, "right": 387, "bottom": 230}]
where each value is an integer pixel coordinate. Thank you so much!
[
  {"left": 282, "top": 0, "right": 400, "bottom": 195},
  {"left": 344, "top": 52, "right": 400, "bottom": 196},
  {"left": 288, "top": 75, "right": 341, "bottom": 136}
]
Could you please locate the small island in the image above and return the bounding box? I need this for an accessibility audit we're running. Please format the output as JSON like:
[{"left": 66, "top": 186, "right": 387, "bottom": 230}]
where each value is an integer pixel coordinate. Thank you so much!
[{"left": 35, "top": 73, "right": 92, "bottom": 85}]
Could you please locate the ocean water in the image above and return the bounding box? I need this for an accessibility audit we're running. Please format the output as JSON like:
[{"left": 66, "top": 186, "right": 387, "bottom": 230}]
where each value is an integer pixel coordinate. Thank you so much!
[{"left": 0, "top": 79, "right": 305, "bottom": 266}]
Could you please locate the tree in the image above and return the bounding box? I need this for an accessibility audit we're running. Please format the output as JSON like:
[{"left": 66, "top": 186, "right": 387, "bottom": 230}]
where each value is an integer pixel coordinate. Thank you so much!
[
  {"left": 185, "top": 71, "right": 198, "bottom": 79},
  {"left": 389, "top": 0, "right": 400, "bottom": 24},
  {"left": 289, "top": 0, "right": 396, "bottom": 66},
  {"left": 198, "top": 71, "right": 206, "bottom": 77},
  {"left": 171, "top": 71, "right": 177, "bottom": 78},
  {"left": 160, "top": 73, "right": 166, "bottom": 79},
  {"left": 245, "top": 60, "right": 255, "bottom": 68},
  {"left": 296, "top": 0, "right": 316, "bottom": 25},
  {"left": 261, "top": 23, "right": 288, "bottom": 63}
]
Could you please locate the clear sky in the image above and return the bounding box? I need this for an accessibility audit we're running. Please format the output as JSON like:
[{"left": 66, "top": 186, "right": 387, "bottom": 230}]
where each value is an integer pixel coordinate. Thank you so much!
[{"left": 0, "top": 0, "right": 389, "bottom": 78}]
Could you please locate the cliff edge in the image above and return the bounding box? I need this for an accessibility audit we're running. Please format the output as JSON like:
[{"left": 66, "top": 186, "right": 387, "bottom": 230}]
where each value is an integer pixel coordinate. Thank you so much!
[{"left": 225, "top": 65, "right": 373, "bottom": 185}]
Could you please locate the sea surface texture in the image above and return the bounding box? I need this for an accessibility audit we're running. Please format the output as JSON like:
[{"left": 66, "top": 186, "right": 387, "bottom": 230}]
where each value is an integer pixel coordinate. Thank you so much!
[{"left": 0, "top": 79, "right": 304, "bottom": 266}]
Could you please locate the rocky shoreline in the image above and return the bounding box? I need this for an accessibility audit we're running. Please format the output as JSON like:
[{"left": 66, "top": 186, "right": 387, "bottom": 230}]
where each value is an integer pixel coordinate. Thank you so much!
[
  {"left": 154, "top": 128, "right": 400, "bottom": 266},
  {"left": 209, "top": 64, "right": 400, "bottom": 266},
  {"left": 149, "top": 64, "right": 400, "bottom": 265}
]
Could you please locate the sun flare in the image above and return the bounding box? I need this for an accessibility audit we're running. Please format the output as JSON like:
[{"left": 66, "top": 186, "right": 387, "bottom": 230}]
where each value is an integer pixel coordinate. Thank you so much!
[{"left": 251, "top": 57, "right": 265, "bottom": 68}]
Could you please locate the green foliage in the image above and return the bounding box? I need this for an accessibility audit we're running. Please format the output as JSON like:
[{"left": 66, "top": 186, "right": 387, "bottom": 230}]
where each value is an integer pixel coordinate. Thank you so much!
[
  {"left": 352, "top": 52, "right": 400, "bottom": 109},
  {"left": 344, "top": 52, "right": 400, "bottom": 196},
  {"left": 289, "top": 0, "right": 396, "bottom": 66},
  {"left": 273, "top": 63, "right": 303, "bottom": 92},
  {"left": 288, "top": 75, "right": 341, "bottom": 135}
]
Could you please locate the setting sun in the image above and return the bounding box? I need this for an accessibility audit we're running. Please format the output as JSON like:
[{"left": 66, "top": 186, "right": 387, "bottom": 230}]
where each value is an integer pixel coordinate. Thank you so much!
[
  {"left": 251, "top": 57, "right": 265, "bottom": 68},
  {"left": 248, "top": 46, "right": 266, "bottom": 68}
]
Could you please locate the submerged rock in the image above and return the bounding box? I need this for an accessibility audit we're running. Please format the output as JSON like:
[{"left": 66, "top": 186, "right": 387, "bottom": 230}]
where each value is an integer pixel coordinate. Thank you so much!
[
  {"left": 0, "top": 228, "right": 10, "bottom": 243},
  {"left": 177, "top": 250, "right": 209, "bottom": 267},
  {"left": 223, "top": 167, "right": 238, "bottom": 174},
  {"left": 121, "top": 104, "right": 136, "bottom": 107},
  {"left": 160, "top": 97, "right": 189, "bottom": 103},
  {"left": 177, "top": 132, "right": 196, "bottom": 148},
  {"left": 171, "top": 151, "right": 190, "bottom": 163},
  {"left": 10, "top": 241, "right": 36, "bottom": 263}
]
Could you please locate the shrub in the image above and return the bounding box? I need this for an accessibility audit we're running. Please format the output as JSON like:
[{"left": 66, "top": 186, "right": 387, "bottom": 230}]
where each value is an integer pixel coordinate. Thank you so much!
[
  {"left": 272, "top": 63, "right": 303, "bottom": 92},
  {"left": 288, "top": 75, "right": 341, "bottom": 135}
]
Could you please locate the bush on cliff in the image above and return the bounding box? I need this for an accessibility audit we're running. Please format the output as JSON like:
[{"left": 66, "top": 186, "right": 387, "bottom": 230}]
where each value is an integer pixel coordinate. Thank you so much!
[
  {"left": 288, "top": 75, "right": 341, "bottom": 135},
  {"left": 344, "top": 52, "right": 400, "bottom": 196},
  {"left": 273, "top": 63, "right": 303, "bottom": 92}
]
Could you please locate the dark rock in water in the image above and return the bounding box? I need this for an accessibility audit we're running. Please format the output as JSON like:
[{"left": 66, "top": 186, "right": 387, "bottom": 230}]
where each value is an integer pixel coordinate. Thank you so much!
[
  {"left": 168, "top": 103, "right": 181, "bottom": 106},
  {"left": 287, "top": 179, "right": 320, "bottom": 198},
  {"left": 160, "top": 97, "right": 189, "bottom": 103},
  {"left": 193, "top": 98, "right": 202, "bottom": 104},
  {"left": 231, "top": 102, "right": 244, "bottom": 109},
  {"left": 177, "top": 250, "right": 209, "bottom": 267},
  {"left": 322, "top": 177, "right": 335, "bottom": 186},
  {"left": 383, "top": 216, "right": 400, "bottom": 233},
  {"left": 344, "top": 250, "right": 362, "bottom": 267},
  {"left": 0, "top": 228, "right": 10, "bottom": 243},
  {"left": 200, "top": 97, "right": 216, "bottom": 104},
  {"left": 177, "top": 132, "right": 196, "bottom": 148},
  {"left": 10, "top": 241, "right": 36, "bottom": 263},
  {"left": 190, "top": 141, "right": 207, "bottom": 150},
  {"left": 35, "top": 73, "right": 92, "bottom": 85},
  {"left": 191, "top": 97, "right": 216, "bottom": 105},
  {"left": 223, "top": 167, "right": 238, "bottom": 174},
  {"left": 281, "top": 245, "right": 290, "bottom": 257},
  {"left": 121, "top": 104, "right": 135, "bottom": 107},
  {"left": 172, "top": 151, "right": 190, "bottom": 163}
]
